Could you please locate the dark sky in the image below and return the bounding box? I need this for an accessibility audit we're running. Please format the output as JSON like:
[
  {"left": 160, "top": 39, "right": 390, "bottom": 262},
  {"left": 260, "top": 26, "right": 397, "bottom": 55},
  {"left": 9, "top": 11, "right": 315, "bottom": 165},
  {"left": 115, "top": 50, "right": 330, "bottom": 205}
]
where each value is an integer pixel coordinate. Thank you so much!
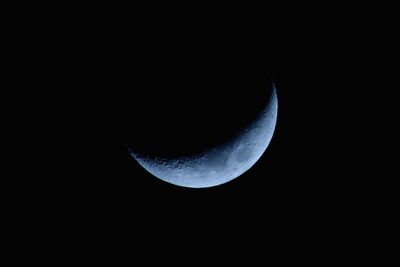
[
  {"left": 60, "top": 31, "right": 349, "bottom": 242},
  {"left": 8, "top": 10, "right": 396, "bottom": 262},
  {"left": 17, "top": 27, "right": 346, "bottom": 234}
]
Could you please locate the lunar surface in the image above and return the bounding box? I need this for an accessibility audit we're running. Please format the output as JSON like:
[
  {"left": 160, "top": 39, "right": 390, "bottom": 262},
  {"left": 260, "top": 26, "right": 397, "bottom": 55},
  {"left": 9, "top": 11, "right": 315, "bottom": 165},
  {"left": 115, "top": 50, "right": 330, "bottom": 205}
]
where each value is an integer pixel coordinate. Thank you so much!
[{"left": 129, "top": 84, "right": 278, "bottom": 188}]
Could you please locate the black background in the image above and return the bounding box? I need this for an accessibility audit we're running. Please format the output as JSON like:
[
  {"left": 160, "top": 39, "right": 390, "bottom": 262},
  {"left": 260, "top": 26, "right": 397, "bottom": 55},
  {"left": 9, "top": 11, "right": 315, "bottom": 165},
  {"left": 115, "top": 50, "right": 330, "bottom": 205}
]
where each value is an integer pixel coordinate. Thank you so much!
[{"left": 6, "top": 4, "right": 397, "bottom": 263}]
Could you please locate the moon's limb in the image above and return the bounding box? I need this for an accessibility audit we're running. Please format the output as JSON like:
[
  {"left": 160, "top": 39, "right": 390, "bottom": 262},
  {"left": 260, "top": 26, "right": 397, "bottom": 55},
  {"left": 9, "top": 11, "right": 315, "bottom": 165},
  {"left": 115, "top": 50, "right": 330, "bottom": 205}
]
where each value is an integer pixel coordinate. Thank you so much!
[{"left": 130, "top": 84, "right": 278, "bottom": 188}]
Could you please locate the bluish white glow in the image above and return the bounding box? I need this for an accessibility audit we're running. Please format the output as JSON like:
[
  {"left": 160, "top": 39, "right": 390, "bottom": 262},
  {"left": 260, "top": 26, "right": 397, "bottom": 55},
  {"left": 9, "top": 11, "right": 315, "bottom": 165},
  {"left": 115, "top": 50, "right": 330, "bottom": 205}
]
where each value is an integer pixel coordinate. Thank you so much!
[{"left": 131, "top": 85, "right": 278, "bottom": 188}]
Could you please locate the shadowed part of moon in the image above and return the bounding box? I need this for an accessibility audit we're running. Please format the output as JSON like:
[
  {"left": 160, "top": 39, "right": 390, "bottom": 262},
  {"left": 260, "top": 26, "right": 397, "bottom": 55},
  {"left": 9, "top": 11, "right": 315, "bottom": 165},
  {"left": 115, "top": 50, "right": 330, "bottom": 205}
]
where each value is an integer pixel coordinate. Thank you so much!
[{"left": 129, "top": 84, "right": 278, "bottom": 188}]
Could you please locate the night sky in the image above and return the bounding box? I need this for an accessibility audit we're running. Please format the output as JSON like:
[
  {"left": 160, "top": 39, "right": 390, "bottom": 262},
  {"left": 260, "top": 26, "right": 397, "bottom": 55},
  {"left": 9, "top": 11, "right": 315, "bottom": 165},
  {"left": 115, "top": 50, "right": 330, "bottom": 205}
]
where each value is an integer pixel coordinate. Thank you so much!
[
  {"left": 7, "top": 9, "right": 396, "bottom": 262},
  {"left": 62, "top": 34, "right": 345, "bottom": 241},
  {"left": 13, "top": 26, "right": 351, "bottom": 240}
]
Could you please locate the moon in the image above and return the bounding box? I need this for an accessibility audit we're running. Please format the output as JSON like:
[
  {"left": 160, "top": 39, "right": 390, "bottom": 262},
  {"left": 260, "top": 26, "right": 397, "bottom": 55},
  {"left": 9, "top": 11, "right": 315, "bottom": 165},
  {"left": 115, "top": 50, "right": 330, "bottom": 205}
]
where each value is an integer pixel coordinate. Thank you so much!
[{"left": 128, "top": 83, "right": 278, "bottom": 188}]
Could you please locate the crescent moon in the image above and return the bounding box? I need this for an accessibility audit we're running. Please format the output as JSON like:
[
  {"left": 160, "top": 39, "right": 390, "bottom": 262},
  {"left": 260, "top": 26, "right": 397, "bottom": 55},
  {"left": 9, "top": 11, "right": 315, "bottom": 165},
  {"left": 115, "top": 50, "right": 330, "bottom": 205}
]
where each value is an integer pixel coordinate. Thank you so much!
[{"left": 129, "top": 83, "right": 278, "bottom": 188}]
